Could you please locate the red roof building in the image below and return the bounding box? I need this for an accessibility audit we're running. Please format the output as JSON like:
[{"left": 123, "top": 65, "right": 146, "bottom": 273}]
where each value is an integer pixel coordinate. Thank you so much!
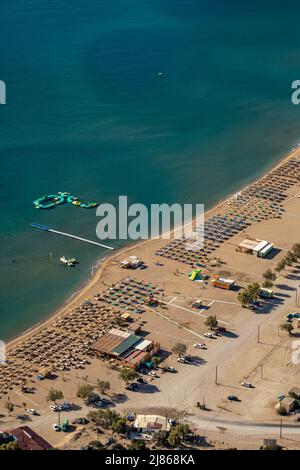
[{"left": 10, "top": 426, "right": 52, "bottom": 451}]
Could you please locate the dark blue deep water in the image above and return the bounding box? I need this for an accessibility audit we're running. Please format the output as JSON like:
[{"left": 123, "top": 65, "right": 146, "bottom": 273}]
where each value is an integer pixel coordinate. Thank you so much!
[{"left": 1, "top": 0, "right": 300, "bottom": 340}]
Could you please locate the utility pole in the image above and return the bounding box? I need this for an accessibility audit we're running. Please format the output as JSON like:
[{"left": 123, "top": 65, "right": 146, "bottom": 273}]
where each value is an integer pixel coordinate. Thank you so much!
[
  {"left": 257, "top": 325, "right": 260, "bottom": 343},
  {"left": 278, "top": 324, "right": 280, "bottom": 337},
  {"left": 260, "top": 364, "right": 263, "bottom": 379},
  {"left": 215, "top": 366, "right": 218, "bottom": 385},
  {"left": 279, "top": 418, "right": 283, "bottom": 439}
]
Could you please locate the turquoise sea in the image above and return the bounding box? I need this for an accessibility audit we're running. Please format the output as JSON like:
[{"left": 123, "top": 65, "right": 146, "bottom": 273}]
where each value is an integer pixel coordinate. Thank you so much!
[{"left": 1, "top": 0, "right": 300, "bottom": 341}]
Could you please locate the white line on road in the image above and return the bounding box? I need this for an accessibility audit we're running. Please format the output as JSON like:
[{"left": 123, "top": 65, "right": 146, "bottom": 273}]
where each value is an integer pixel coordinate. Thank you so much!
[
  {"left": 161, "top": 300, "right": 229, "bottom": 325},
  {"left": 145, "top": 305, "right": 206, "bottom": 340},
  {"left": 199, "top": 300, "right": 215, "bottom": 314}
]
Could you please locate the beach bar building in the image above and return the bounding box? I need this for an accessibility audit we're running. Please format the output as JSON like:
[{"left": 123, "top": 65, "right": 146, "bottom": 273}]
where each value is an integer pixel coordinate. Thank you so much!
[{"left": 91, "top": 328, "right": 160, "bottom": 369}]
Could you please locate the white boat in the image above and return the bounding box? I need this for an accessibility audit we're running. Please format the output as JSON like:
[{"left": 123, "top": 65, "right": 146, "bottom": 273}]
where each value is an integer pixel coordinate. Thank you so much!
[{"left": 60, "top": 256, "right": 77, "bottom": 267}]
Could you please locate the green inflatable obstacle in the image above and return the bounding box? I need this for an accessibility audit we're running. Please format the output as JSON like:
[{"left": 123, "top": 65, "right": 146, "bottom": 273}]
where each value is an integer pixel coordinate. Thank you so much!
[{"left": 33, "top": 192, "right": 99, "bottom": 209}]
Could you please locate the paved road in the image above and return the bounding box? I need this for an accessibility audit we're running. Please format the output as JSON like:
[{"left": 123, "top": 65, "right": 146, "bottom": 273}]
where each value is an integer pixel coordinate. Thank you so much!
[{"left": 189, "top": 413, "right": 300, "bottom": 436}]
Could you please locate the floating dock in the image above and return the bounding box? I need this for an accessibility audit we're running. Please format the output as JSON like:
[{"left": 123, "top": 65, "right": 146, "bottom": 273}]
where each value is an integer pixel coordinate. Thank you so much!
[{"left": 31, "top": 223, "right": 114, "bottom": 250}]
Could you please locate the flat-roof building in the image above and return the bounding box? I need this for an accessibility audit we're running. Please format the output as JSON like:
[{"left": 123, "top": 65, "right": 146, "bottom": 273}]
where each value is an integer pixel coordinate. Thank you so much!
[
  {"left": 133, "top": 415, "right": 172, "bottom": 434},
  {"left": 238, "top": 238, "right": 273, "bottom": 258}
]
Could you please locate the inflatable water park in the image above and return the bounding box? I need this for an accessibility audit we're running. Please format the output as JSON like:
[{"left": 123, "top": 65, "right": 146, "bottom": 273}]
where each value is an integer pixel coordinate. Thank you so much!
[{"left": 33, "top": 192, "right": 99, "bottom": 210}]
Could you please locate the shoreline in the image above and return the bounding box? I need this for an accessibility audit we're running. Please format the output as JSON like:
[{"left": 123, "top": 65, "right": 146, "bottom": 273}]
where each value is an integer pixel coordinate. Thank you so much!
[{"left": 6, "top": 145, "right": 300, "bottom": 352}]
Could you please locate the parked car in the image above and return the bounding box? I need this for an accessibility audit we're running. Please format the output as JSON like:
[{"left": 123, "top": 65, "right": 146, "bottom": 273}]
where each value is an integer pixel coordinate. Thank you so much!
[
  {"left": 193, "top": 343, "right": 207, "bottom": 349},
  {"left": 214, "top": 327, "right": 227, "bottom": 335},
  {"left": 26, "top": 408, "right": 37, "bottom": 415},
  {"left": 204, "top": 332, "right": 214, "bottom": 338},
  {"left": 104, "top": 437, "right": 116, "bottom": 446},
  {"left": 125, "top": 383, "right": 139, "bottom": 392},
  {"left": 177, "top": 357, "right": 188, "bottom": 364},
  {"left": 94, "top": 400, "right": 106, "bottom": 408},
  {"left": 165, "top": 366, "right": 177, "bottom": 373},
  {"left": 52, "top": 423, "right": 60, "bottom": 432},
  {"left": 228, "top": 395, "right": 240, "bottom": 402},
  {"left": 85, "top": 393, "right": 101, "bottom": 405},
  {"left": 22, "top": 386, "right": 35, "bottom": 393},
  {"left": 73, "top": 417, "right": 89, "bottom": 425},
  {"left": 241, "top": 381, "right": 254, "bottom": 388},
  {"left": 49, "top": 404, "right": 59, "bottom": 412},
  {"left": 36, "top": 374, "right": 45, "bottom": 380},
  {"left": 137, "top": 377, "right": 147, "bottom": 383},
  {"left": 148, "top": 371, "right": 157, "bottom": 377},
  {"left": 61, "top": 402, "right": 73, "bottom": 410}
]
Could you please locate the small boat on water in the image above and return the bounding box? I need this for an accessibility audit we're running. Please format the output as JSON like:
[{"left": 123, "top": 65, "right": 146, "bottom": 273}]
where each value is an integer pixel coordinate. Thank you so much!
[{"left": 60, "top": 256, "right": 78, "bottom": 267}]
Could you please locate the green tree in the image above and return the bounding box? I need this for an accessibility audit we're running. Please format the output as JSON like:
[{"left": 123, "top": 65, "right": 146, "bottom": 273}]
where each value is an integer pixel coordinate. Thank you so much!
[
  {"left": 204, "top": 315, "right": 218, "bottom": 330},
  {"left": 77, "top": 383, "right": 94, "bottom": 400},
  {"left": 128, "top": 439, "right": 146, "bottom": 450},
  {"left": 152, "top": 430, "right": 169, "bottom": 447},
  {"left": 167, "top": 424, "right": 189, "bottom": 447},
  {"left": 86, "top": 441, "right": 104, "bottom": 450},
  {"left": 97, "top": 380, "right": 110, "bottom": 395},
  {"left": 262, "top": 280, "right": 273, "bottom": 288},
  {"left": 237, "top": 290, "right": 253, "bottom": 308},
  {"left": 285, "top": 251, "right": 297, "bottom": 266},
  {"left": 118, "top": 368, "right": 138, "bottom": 385},
  {"left": 0, "top": 441, "right": 19, "bottom": 451},
  {"left": 263, "top": 269, "right": 276, "bottom": 282},
  {"left": 87, "top": 409, "right": 119, "bottom": 429},
  {"left": 280, "top": 322, "right": 294, "bottom": 335},
  {"left": 111, "top": 417, "right": 127, "bottom": 434},
  {"left": 4, "top": 401, "right": 14, "bottom": 416},
  {"left": 171, "top": 343, "right": 187, "bottom": 357},
  {"left": 247, "top": 282, "right": 261, "bottom": 301},
  {"left": 46, "top": 388, "right": 64, "bottom": 405},
  {"left": 275, "top": 260, "right": 286, "bottom": 273},
  {"left": 292, "top": 243, "right": 300, "bottom": 258}
]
